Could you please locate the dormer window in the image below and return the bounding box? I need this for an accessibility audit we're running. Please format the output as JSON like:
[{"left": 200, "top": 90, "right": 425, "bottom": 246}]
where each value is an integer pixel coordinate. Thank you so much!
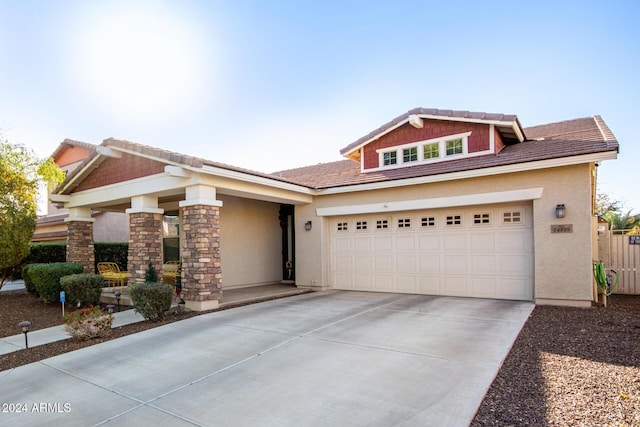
[
  {"left": 445, "top": 138, "right": 463, "bottom": 156},
  {"left": 383, "top": 151, "right": 397, "bottom": 166},
  {"left": 375, "top": 131, "right": 472, "bottom": 171},
  {"left": 423, "top": 143, "right": 439, "bottom": 159},
  {"left": 403, "top": 147, "right": 418, "bottom": 163}
]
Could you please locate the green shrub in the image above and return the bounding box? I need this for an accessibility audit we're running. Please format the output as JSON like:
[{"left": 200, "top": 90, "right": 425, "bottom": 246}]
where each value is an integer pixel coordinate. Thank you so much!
[
  {"left": 129, "top": 282, "right": 173, "bottom": 321},
  {"left": 29, "top": 263, "right": 84, "bottom": 303},
  {"left": 60, "top": 274, "right": 104, "bottom": 307},
  {"left": 11, "top": 242, "right": 67, "bottom": 280},
  {"left": 22, "top": 264, "right": 38, "bottom": 297},
  {"left": 94, "top": 242, "right": 128, "bottom": 273},
  {"left": 62, "top": 305, "right": 112, "bottom": 340}
]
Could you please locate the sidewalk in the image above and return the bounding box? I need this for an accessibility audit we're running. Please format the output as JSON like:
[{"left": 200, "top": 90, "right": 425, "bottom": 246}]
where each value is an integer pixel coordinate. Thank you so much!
[{"left": 0, "top": 309, "right": 145, "bottom": 355}]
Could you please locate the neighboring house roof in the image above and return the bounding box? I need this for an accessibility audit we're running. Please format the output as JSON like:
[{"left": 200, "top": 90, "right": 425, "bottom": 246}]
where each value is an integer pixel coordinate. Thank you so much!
[
  {"left": 49, "top": 138, "right": 96, "bottom": 160},
  {"left": 273, "top": 114, "right": 619, "bottom": 189}
]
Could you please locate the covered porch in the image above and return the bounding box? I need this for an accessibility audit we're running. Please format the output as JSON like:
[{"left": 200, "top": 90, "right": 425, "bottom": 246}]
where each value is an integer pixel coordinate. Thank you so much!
[{"left": 51, "top": 139, "right": 313, "bottom": 311}]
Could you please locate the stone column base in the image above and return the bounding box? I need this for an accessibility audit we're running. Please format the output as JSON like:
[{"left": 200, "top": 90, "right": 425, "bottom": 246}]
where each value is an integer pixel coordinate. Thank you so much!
[{"left": 185, "top": 299, "right": 220, "bottom": 312}]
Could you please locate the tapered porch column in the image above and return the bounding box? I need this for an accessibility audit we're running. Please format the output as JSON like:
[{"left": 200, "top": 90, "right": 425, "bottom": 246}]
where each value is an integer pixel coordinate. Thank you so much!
[
  {"left": 65, "top": 207, "right": 95, "bottom": 273},
  {"left": 126, "top": 196, "right": 164, "bottom": 284},
  {"left": 179, "top": 185, "right": 223, "bottom": 311}
]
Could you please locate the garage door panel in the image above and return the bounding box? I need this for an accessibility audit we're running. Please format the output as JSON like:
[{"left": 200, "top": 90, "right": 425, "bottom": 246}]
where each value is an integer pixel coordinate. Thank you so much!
[
  {"left": 419, "top": 255, "right": 440, "bottom": 273},
  {"left": 374, "top": 275, "right": 394, "bottom": 291},
  {"left": 471, "top": 254, "right": 496, "bottom": 273},
  {"left": 395, "top": 235, "right": 415, "bottom": 251},
  {"left": 396, "top": 255, "right": 417, "bottom": 273},
  {"left": 443, "top": 277, "right": 468, "bottom": 296},
  {"left": 353, "top": 255, "right": 372, "bottom": 272},
  {"left": 397, "top": 275, "right": 416, "bottom": 292},
  {"left": 354, "top": 275, "right": 372, "bottom": 290},
  {"left": 471, "top": 233, "right": 495, "bottom": 250},
  {"left": 419, "top": 276, "right": 441, "bottom": 293},
  {"left": 470, "top": 277, "right": 497, "bottom": 297},
  {"left": 374, "top": 236, "right": 393, "bottom": 251},
  {"left": 444, "top": 234, "right": 466, "bottom": 250},
  {"left": 418, "top": 235, "right": 439, "bottom": 252},
  {"left": 374, "top": 254, "right": 393, "bottom": 272},
  {"left": 444, "top": 255, "right": 466, "bottom": 272},
  {"left": 331, "top": 204, "right": 533, "bottom": 301}
]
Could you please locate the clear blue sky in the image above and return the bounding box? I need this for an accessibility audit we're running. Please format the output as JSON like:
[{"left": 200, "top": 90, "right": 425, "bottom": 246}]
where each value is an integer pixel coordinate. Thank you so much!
[{"left": 1, "top": 0, "right": 638, "bottom": 212}]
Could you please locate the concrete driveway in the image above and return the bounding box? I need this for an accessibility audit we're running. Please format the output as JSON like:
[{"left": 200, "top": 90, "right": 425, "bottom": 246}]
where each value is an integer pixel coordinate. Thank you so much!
[{"left": 0, "top": 291, "right": 533, "bottom": 426}]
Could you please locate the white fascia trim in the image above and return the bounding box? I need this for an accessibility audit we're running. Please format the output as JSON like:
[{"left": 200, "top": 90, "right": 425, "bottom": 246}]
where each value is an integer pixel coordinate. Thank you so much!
[
  {"left": 50, "top": 194, "right": 71, "bottom": 203},
  {"left": 320, "top": 151, "right": 618, "bottom": 196},
  {"left": 200, "top": 165, "right": 314, "bottom": 195},
  {"left": 125, "top": 207, "right": 164, "bottom": 214},
  {"left": 179, "top": 199, "right": 224, "bottom": 208},
  {"left": 374, "top": 131, "right": 472, "bottom": 154},
  {"left": 96, "top": 146, "right": 122, "bottom": 158},
  {"left": 316, "top": 188, "right": 543, "bottom": 216},
  {"left": 58, "top": 154, "right": 102, "bottom": 194},
  {"left": 416, "top": 114, "right": 516, "bottom": 128}
]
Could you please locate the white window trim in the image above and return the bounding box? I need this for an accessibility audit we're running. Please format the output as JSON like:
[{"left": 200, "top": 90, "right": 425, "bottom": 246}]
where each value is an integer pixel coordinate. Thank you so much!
[{"left": 371, "top": 131, "right": 496, "bottom": 172}]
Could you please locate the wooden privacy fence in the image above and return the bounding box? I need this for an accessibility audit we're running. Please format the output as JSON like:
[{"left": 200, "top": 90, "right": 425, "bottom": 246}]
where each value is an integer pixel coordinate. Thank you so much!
[{"left": 609, "top": 234, "right": 640, "bottom": 295}]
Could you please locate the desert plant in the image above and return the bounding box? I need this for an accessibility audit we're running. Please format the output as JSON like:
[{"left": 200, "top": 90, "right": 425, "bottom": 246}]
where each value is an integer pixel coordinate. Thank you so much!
[
  {"left": 22, "top": 264, "right": 38, "bottom": 297},
  {"left": 60, "top": 273, "right": 104, "bottom": 307},
  {"left": 144, "top": 262, "right": 158, "bottom": 284},
  {"left": 28, "top": 262, "right": 84, "bottom": 303},
  {"left": 62, "top": 305, "right": 113, "bottom": 340},
  {"left": 129, "top": 282, "right": 173, "bottom": 321}
]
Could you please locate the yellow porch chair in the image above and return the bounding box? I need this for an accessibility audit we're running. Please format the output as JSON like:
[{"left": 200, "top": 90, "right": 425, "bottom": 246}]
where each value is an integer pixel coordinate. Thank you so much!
[
  {"left": 162, "top": 260, "right": 181, "bottom": 285},
  {"left": 97, "top": 262, "right": 129, "bottom": 292}
]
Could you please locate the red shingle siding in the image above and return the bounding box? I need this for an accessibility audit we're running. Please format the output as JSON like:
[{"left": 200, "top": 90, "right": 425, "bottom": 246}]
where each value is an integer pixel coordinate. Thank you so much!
[
  {"left": 495, "top": 127, "right": 506, "bottom": 153},
  {"left": 363, "top": 120, "right": 491, "bottom": 169},
  {"left": 73, "top": 153, "right": 166, "bottom": 192}
]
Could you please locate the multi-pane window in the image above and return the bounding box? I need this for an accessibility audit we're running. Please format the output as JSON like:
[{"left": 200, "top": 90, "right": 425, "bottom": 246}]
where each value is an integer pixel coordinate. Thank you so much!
[
  {"left": 398, "top": 218, "right": 411, "bottom": 228},
  {"left": 423, "top": 143, "right": 439, "bottom": 159},
  {"left": 337, "top": 222, "right": 348, "bottom": 231},
  {"left": 356, "top": 221, "right": 368, "bottom": 230},
  {"left": 473, "top": 213, "right": 491, "bottom": 225},
  {"left": 421, "top": 216, "right": 436, "bottom": 227},
  {"left": 403, "top": 147, "right": 418, "bottom": 163},
  {"left": 446, "top": 215, "right": 462, "bottom": 226},
  {"left": 503, "top": 211, "right": 522, "bottom": 223},
  {"left": 445, "top": 138, "right": 463, "bottom": 156},
  {"left": 383, "top": 151, "right": 397, "bottom": 166},
  {"left": 376, "top": 220, "right": 389, "bottom": 229}
]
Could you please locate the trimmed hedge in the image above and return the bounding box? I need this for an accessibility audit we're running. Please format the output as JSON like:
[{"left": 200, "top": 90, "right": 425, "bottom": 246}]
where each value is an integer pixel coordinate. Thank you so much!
[
  {"left": 28, "top": 263, "right": 84, "bottom": 303},
  {"left": 129, "top": 282, "right": 174, "bottom": 321},
  {"left": 60, "top": 274, "right": 104, "bottom": 307},
  {"left": 10, "top": 242, "right": 67, "bottom": 280},
  {"left": 21, "top": 264, "right": 38, "bottom": 297},
  {"left": 94, "top": 242, "right": 128, "bottom": 272}
]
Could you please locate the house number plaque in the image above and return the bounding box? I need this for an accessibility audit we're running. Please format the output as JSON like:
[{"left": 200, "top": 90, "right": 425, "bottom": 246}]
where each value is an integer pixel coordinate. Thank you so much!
[
  {"left": 630, "top": 235, "right": 640, "bottom": 245},
  {"left": 551, "top": 224, "right": 573, "bottom": 233}
]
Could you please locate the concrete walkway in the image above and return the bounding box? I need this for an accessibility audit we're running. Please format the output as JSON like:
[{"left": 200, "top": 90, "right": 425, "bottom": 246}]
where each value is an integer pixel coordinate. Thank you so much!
[{"left": 0, "top": 291, "right": 533, "bottom": 426}]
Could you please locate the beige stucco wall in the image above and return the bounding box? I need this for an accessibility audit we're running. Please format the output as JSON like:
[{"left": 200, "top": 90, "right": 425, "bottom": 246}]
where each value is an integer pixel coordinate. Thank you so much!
[
  {"left": 218, "top": 194, "right": 282, "bottom": 288},
  {"left": 295, "top": 163, "right": 596, "bottom": 306},
  {"left": 93, "top": 212, "right": 130, "bottom": 242}
]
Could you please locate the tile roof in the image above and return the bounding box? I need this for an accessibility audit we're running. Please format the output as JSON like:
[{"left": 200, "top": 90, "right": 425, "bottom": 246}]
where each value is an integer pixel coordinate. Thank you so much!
[
  {"left": 273, "top": 115, "right": 619, "bottom": 189},
  {"left": 49, "top": 138, "right": 96, "bottom": 159}
]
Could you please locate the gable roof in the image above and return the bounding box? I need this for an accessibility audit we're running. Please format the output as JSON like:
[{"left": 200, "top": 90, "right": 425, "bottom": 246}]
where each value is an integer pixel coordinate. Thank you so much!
[
  {"left": 274, "top": 115, "right": 619, "bottom": 189},
  {"left": 340, "top": 107, "right": 525, "bottom": 159}
]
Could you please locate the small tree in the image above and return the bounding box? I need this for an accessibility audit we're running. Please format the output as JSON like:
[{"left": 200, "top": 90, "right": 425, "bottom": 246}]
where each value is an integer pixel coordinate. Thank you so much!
[
  {"left": 0, "top": 138, "right": 64, "bottom": 288},
  {"left": 144, "top": 262, "right": 158, "bottom": 284}
]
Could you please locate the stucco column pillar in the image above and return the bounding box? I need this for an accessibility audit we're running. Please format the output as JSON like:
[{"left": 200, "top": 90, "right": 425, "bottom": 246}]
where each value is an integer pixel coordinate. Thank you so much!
[
  {"left": 179, "top": 185, "right": 223, "bottom": 311},
  {"left": 65, "top": 207, "right": 95, "bottom": 273},
  {"left": 126, "top": 196, "right": 164, "bottom": 284}
]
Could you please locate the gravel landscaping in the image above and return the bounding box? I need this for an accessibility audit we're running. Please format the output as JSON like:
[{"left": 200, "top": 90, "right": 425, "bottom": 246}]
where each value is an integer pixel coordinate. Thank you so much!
[{"left": 1, "top": 290, "right": 639, "bottom": 425}]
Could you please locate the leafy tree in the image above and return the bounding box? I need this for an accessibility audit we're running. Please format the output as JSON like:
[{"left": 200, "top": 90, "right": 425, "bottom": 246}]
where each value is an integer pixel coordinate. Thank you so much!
[
  {"left": 603, "top": 210, "right": 640, "bottom": 235},
  {"left": 595, "top": 192, "right": 622, "bottom": 220},
  {"left": 0, "top": 138, "right": 65, "bottom": 288}
]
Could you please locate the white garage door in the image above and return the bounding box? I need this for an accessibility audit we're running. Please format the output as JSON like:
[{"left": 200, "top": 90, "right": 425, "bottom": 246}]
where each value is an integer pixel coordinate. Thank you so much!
[{"left": 330, "top": 204, "right": 533, "bottom": 301}]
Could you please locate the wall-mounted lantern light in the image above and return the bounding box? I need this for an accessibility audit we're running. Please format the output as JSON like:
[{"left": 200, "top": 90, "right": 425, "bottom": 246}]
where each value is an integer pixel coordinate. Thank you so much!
[
  {"left": 304, "top": 221, "right": 312, "bottom": 231},
  {"left": 555, "top": 204, "right": 566, "bottom": 218}
]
